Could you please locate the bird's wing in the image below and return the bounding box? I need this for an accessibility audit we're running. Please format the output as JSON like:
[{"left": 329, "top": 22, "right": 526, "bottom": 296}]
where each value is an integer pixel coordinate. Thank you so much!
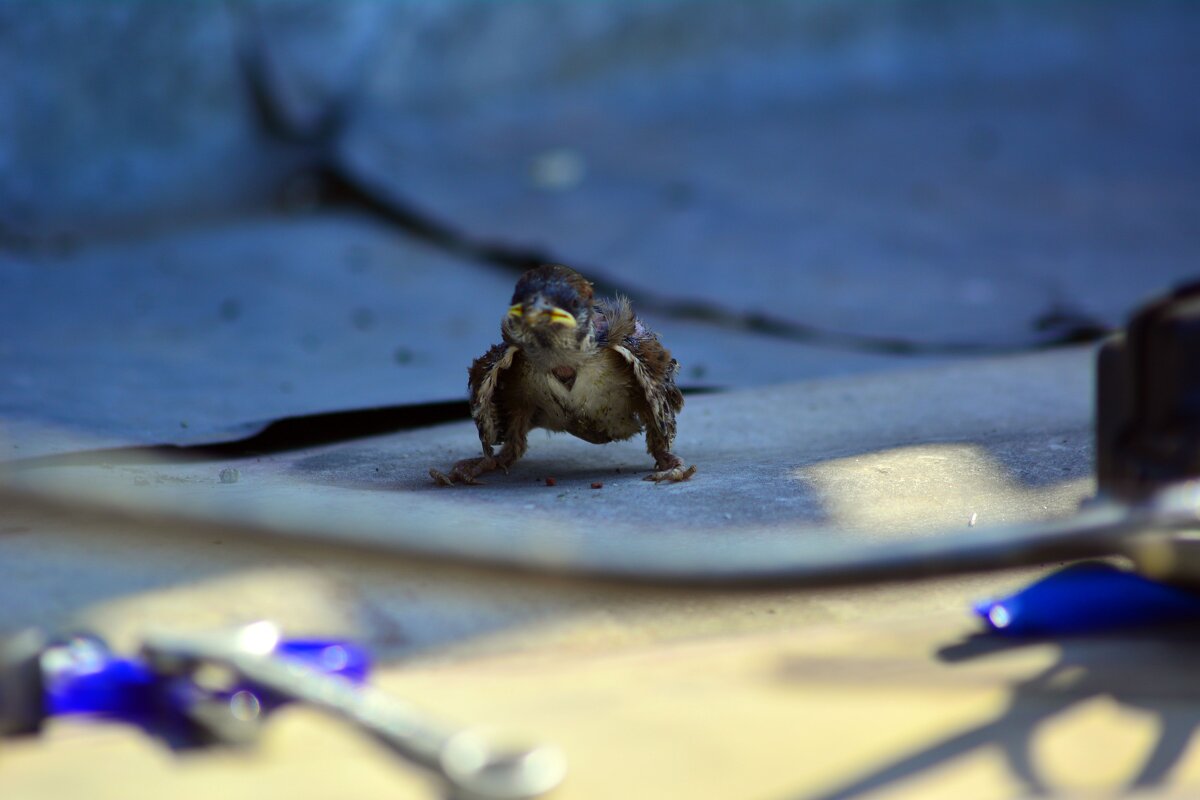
[
  {"left": 468, "top": 343, "right": 522, "bottom": 448},
  {"left": 599, "top": 298, "right": 684, "bottom": 445}
]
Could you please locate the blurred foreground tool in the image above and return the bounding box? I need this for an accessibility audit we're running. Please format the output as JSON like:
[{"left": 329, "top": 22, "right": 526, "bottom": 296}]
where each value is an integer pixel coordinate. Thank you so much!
[
  {"left": 975, "top": 561, "right": 1200, "bottom": 637},
  {"left": 975, "top": 282, "right": 1200, "bottom": 637},
  {"left": 0, "top": 626, "right": 368, "bottom": 742},
  {"left": 1096, "top": 280, "right": 1200, "bottom": 593},
  {"left": 0, "top": 623, "right": 566, "bottom": 800}
]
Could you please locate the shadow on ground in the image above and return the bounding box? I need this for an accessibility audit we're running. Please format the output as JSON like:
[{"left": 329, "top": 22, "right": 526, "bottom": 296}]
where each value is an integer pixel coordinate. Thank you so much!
[{"left": 796, "top": 629, "right": 1200, "bottom": 799}]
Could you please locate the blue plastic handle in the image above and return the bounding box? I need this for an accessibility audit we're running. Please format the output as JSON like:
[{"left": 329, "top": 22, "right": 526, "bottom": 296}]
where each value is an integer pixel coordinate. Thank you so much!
[
  {"left": 975, "top": 562, "right": 1200, "bottom": 636},
  {"left": 43, "top": 635, "right": 371, "bottom": 723}
]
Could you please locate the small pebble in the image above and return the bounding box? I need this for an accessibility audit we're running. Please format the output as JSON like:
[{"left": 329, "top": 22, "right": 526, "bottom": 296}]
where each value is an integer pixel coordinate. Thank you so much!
[
  {"left": 220, "top": 468, "right": 240, "bottom": 484},
  {"left": 591, "top": 482, "right": 604, "bottom": 490},
  {"left": 545, "top": 477, "right": 557, "bottom": 487},
  {"left": 969, "top": 512, "right": 978, "bottom": 527}
]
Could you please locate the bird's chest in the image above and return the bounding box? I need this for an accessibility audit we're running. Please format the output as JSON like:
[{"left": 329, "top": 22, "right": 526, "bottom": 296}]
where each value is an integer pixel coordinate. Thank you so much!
[{"left": 525, "top": 356, "right": 642, "bottom": 443}]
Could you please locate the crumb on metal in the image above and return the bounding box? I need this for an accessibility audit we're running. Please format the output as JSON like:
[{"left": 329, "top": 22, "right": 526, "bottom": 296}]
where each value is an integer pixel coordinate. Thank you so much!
[
  {"left": 591, "top": 482, "right": 604, "bottom": 489},
  {"left": 545, "top": 477, "right": 557, "bottom": 486}
]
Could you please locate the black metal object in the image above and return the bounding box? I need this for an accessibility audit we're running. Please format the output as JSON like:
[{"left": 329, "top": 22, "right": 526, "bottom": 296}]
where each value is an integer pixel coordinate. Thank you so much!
[
  {"left": 0, "top": 629, "right": 48, "bottom": 737},
  {"left": 1098, "top": 281, "right": 1200, "bottom": 501}
]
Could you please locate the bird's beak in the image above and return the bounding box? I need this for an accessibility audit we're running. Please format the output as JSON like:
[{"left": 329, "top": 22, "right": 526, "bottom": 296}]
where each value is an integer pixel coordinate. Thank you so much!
[{"left": 509, "top": 297, "right": 576, "bottom": 328}]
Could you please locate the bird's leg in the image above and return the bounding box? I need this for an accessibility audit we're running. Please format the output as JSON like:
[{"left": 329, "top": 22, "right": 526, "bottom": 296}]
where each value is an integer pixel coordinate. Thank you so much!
[
  {"left": 430, "top": 417, "right": 531, "bottom": 487},
  {"left": 493, "top": 426, "right": 529, "bottom": 474},
  {"left": 644, "top": 431, "right": 696, "bottom": 483},
  {"left": 645, "top": 451, "right": 697, "bottom": 483},
  {"left": 429, "top": 447, "right": 500, "bottom": 486}
]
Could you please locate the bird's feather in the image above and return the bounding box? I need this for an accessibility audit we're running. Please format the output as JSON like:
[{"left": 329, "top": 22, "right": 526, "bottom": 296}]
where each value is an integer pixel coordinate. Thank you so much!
[
  {"left": 467, "top": 343, "right": 521, "bottom": 448},
  {"left": 597, "top": 297, "right": 684, "bottom": 451}
]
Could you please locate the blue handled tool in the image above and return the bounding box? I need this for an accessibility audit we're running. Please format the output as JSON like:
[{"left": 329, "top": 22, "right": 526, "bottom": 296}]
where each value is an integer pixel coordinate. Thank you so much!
[
  {"left": 1, "top": 623, "right": 567, "bottom": 800},
  {"left": 975, "top": 561, "right": 1200, "bottom": 636},
  {"left": 2, "top": 625, "right": 369, "bottom": 740}
]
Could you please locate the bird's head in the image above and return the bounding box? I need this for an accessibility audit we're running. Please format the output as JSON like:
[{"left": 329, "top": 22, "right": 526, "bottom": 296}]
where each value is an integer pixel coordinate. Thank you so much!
[{"left": 502, "top": 264, "right": 596, "bottom": 353}]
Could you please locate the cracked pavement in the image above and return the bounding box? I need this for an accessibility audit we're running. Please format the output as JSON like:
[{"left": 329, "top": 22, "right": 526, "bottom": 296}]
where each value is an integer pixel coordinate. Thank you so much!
[{"left": 2, "top": 3, "right": 1200, "bottom": 799}]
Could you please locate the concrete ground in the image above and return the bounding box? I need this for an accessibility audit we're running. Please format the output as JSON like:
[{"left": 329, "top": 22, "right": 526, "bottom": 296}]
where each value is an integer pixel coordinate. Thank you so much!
[
  {"left": 5, "top": 345, "right": 1200, "bottom": 799},
  {"left": 2, "top": 3, "right": 1199, "bottom": 798}
]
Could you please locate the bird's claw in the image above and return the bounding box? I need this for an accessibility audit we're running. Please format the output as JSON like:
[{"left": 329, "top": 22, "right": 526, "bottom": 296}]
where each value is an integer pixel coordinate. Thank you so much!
[
  {"left": 429, "top": 457, "right": 494, "bottom": 486},
  {"left": 644, "top": 464, "right": 696, "bottom": 483}
]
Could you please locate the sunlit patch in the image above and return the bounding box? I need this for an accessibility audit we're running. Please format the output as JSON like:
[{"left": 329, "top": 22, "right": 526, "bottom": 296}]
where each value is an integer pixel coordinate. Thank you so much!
[
  {"left": 1032, "top": 696, "right": 1161, "bottom": 792},
  {"left": 791, "top": 443, "right": 1093, "bottom": 536}
]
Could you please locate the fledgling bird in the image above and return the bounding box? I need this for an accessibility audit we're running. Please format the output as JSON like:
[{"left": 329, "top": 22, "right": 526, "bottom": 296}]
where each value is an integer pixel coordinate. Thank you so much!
[{"left": 430, "top": 264, "right": 696, "bottom": 486}]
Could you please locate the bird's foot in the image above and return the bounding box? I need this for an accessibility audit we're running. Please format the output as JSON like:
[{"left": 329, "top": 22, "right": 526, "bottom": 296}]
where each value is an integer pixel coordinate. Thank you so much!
[
  {"left": 644, "top": 453, "right": 696, "bottom": 483},
  {"left": 429, "top": 455, "right": 498, "bottom": 486}
]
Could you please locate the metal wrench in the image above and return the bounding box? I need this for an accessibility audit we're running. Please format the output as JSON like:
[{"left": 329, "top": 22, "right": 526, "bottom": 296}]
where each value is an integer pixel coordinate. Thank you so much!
[{"left": 141, "top": 622, "right": 566, "bottom": 800}]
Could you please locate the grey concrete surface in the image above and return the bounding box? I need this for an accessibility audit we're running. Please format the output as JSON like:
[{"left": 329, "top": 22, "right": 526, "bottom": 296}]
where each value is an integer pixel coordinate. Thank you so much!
[
  {"left": 1, "top": 348, "right": 1099, "bottom": 582},
  {"left": 0, "top": 342, "right": 1175, "bottom": 799},
  {"left": 0, "top": 6, "right": 1192, "bottom": 797},
  {"left": 344, "top": 1, "right": 1200, "bottom": 345},
  {"left": 0, "top": 2, "right": 289, "bottom": 240},
  {"left": 3, "top": 3, "right": 1190, "bottom": 458},
  {"left": 0, "top": 214, "right": 940, "bottom": 456},
  {"left": 0, "top": 347, "right": 1099, "bottom": 663},
  {"left": 5, "top": 3, "right": 1195, "bottom": 353},
  {"left": 0, "top": 215, "right": 511, "bottom": 450}
]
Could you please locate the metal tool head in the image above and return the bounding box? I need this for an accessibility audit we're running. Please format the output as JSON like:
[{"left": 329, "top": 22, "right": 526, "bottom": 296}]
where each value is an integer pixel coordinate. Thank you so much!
[{"left": 441, "top": 731, "right": 568, "bottom": 800}]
